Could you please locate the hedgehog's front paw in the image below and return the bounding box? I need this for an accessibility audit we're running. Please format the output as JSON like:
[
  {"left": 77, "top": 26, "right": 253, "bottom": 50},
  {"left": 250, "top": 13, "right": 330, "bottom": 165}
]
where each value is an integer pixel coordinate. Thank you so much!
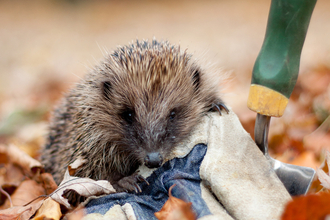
[
  {"left": 113, "top": 173, "right": 148, "bottom": 193},
  {"left": 211, "top": 103, "right": 229, "bottom": 115}
]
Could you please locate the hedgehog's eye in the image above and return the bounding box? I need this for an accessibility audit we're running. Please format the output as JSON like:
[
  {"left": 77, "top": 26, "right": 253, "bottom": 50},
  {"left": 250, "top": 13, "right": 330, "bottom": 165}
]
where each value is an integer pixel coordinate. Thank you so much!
[
  {"left": 169, "top": 110, "right": 176, "bottom": 120},
  {"left": 120, "top": 109, "right": 135, "bottom": 124}
]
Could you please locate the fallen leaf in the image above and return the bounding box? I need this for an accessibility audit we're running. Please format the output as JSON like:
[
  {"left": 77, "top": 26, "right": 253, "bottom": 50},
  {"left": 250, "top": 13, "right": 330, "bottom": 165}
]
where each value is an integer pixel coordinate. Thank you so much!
[
  {"left": 308, "top": 150, "right": 330, "bottom": 193},
  {"left": 281, "top": 192, "right": 330, "bottom": 220},
  {"left": 154, "top": 184, "right": 196, "bottom": 220},
  {"left": 0, "top": 199, "right": 43, "bottom": 220},
  {"left": 0, "top": 144, "right": 43, "bottom": 174},
  {"left": 68, "top": 157, "right": 87, "bottom": 176},
  {"left": 316, "top": 151, "right": 330, "bottom": 190},
  {"left": 317, "top": 169, "right": 330, "bottom": 190},
  {"left": 0, "top": 184, "right": 15, "bottom": 207},
  {"left": 50, "top": 169, "right": 115, "bottom": 209},
  {"left": 0, "top": 163, "right": 25, "bottom": 207},
  {"left": 39, "top": 173, "right": 58, "bottom": 195},
  {"left": 0, "top": 163, "right": 25, "bottom": 187},
  {"left": 1, "top": 179, "right": 45, "bottom": 209},
  {"left": 0, "top": 152, "right": 8, "bottom": 164},
  {"left": 32, "top": 198, "right": 62, "bottom": 220},
  {"left": 326, "top": 150, "right": 330, "bottom": 172},
  {"left": 0, "top": 206, "right": 32, "bottom": 220}
]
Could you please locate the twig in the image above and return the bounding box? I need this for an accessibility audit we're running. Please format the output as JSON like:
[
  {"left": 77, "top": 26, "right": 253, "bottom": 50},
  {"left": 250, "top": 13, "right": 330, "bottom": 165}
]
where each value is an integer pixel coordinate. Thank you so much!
[{"left": 0, "top": 185, "right": 13, "bottom": 207}]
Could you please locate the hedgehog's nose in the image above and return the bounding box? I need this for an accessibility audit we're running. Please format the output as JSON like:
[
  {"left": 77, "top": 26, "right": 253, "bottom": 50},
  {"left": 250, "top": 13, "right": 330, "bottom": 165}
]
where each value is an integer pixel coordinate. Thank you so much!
[{"left": 144, "top": 152, "right": 163, "bottom": 168}]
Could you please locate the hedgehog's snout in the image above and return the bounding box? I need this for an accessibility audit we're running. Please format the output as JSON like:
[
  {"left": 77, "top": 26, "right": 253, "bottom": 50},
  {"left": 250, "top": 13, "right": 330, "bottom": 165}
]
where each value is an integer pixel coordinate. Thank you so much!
[{"left": 144, "top": 152, "right": 163, "bottom": 168}]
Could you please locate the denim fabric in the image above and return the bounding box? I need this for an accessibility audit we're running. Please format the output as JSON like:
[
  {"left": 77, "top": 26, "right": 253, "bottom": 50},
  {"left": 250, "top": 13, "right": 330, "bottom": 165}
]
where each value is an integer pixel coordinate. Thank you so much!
[{"left": 85, "top": 144, "right": 212, "bottom": 219}]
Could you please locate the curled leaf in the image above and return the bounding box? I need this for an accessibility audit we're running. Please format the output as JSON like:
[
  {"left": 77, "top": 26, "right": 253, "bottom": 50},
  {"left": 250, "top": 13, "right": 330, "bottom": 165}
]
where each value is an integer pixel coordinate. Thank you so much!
[
  {"left": 0, "top": 144, "right": 43, "bottom": 174},
  {"left": 68, "top": 157, "right": 87, "bottom": 176},
  {"left": 50, "top": 169, "right": 115, "bottom": 209},
  {"left": 39, "top": 173, "right": 58, "bottom": 195},
  {"left": 0, "top": 199, "right": 44, "bottom": 220},
  {"left": 154, "top": 184, "right": 196, "bottom": 220},
  {"left": 32, "top": 198, "right": 62, "bottom": 220},
  {"left": 0, "top": 206, "right": 32, "bottom": 220}
]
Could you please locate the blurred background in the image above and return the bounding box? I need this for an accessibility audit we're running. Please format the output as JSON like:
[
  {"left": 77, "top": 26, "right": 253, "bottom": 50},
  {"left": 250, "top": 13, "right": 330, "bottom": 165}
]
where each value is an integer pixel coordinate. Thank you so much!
[{"left": 0, "top": 0, "right": 329, "bottom": 174}]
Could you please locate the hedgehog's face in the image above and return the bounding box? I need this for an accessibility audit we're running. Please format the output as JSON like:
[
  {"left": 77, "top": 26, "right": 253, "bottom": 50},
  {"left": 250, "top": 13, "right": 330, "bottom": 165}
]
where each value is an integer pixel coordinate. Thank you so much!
[{"left": 96, "top": 65, "right": 204, "bottom": 169}]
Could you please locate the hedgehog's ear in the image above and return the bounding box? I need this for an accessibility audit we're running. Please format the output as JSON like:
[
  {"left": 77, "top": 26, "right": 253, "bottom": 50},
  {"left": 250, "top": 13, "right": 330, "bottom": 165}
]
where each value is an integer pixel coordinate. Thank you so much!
[
  {"left": 102, "top": 81, "right": 112, "bottom": 101},
  {"left": 192, "top": 69, "right": 201, "bottom": 92}
]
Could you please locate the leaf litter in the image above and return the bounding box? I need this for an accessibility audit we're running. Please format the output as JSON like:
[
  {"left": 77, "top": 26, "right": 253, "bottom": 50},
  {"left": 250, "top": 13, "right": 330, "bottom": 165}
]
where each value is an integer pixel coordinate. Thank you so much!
[
  {"left": 50, "top": 158, "right": 115, "bottom": 209},
  {"left": 0, "top": 145, "right": 117, "bottom": 220},
  {"left": 0, "top": 27, "right": 329, "bottom": 220}
]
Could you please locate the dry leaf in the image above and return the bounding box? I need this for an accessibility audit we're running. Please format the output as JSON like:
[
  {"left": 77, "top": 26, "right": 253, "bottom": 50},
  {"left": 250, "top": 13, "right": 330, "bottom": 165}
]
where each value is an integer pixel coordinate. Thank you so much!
[
  {"left": 0, "top": 184, "right": 16, "bottom": 207},
  {"left": 0, "top": 144, "right": 43, "bottom": 174},
  {"left": 0, "top": 163, "right": 25, "bottom": 186},
  {"left": 50, "top": 169, "right": 115, "bottom": 209},
  {"left": 281, "top": 192, "right": 330, "bottom": 220},
  {"left": 1, "top": 179, "right": 45, "bottom": 210},
  {"left": 68, "top": 157, "right": 87, "bottom": 176},
  {"left": 0, "top": 206, "right": 32, "bottom": 220},
  {"left": 32, "top": 198, "right": 62, "bottom": 220},
  {"left": 39, "top": 173, "right": 58, "bottom": 195},
  {"left": 0, "top": 199, "right": 43, "bottom": 220},
  {"left": 317, "top": 169, "right": 330, "bottom": 190},
  {"left": 154, "top": 184, "right": 196, "bottom": 220},
  {"left": 326, "top": 151, "right": 330, "bottom": 172},
  {"left": 316, "top": 151, "right": 330, "bottom": 190}
]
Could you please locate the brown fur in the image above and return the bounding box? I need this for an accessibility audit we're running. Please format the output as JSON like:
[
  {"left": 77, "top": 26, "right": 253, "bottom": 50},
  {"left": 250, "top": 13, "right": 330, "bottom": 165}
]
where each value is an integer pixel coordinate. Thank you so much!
[{"left": 41, "top": 40, "right": 225, "bottom": 190}]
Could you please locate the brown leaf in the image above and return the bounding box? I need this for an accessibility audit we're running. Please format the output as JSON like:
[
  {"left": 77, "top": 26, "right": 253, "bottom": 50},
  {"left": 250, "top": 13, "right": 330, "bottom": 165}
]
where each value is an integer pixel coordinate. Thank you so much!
[
  {"left": 0, "top": 152, "right": 8, "bottom": 164},
  {"left": 0, "top": 164, "right": 24, "bottom": 207},
  {"left": 39, "top": 173, "right": 58, "bottom": 195},
  {"left": 0, "top": 206, "right": 32, "bottom": 220},
  {"left": 281, "top": 192, "right": 330, "bottom": 220},
  {"left": 68, "top": 157, "right": 87, "bottom": 176},
  {"left": 0, "top": 144, "right": 43, "bottom": 174},
  {"left": 0, "top": 184, "right": 15, "bottom": 207},
  {"left": 2, "top": 179, "right": 45, "bottom": 209},
  {"left": 326, "top": 150, "right": 330, "bottom": 172},
  {"left": 308, "top": 151, "right": 330, "bottom": 193},
  {"left": 154, "top": 184, "right": 196, "bottom": 220},
  {"left": 0, "top": 199, "right": 43, "bottom": 220},
  {"left": 0, "top": 164, "right": 25, "bottom": 186},
  {"left": 50, "top": 169, "right": 115, "bottom": 209},
  {"left": 32, "top": 198, "right": 62, "bottom": 220}
]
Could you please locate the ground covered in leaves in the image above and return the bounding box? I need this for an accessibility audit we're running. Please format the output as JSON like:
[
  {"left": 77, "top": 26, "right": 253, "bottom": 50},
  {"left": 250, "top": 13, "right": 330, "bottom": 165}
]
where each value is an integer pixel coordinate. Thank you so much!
[{"left": 1, "top": 0, "right": 330, "bottom": 219}]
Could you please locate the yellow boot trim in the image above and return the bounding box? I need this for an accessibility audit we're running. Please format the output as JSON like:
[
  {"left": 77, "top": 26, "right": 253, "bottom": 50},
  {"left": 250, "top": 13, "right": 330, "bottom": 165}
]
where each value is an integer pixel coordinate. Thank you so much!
[{"left": 247, "top": 84, "right": 288, "bottom": 117}]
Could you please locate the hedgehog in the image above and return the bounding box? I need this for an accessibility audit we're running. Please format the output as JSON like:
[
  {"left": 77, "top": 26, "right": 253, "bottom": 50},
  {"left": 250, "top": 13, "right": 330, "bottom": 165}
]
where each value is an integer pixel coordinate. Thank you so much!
[{"left": 41, "top": 39, "right": 228, "bottom": 193}]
